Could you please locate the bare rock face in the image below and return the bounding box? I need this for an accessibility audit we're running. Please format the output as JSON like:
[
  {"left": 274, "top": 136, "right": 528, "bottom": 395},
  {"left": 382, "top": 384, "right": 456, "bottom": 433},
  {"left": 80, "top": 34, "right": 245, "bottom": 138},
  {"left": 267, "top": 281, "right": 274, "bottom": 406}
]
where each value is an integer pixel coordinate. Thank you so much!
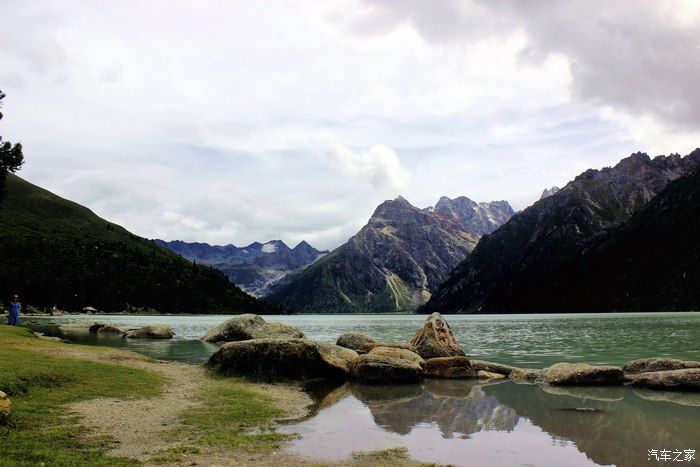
[
  {"left": 336, "top": 332, "right": 377, "bottom": 351},
  {"left": 424, "top": 356, "right": 476, "bottom": 379},
  {"left": 352, "top": 347, "right": 425, "bottom": 383},
  {"left": 123, "top": 325, "right": 174, "bottom": 339},
  {"left": 409, "top": 313, "right": 465, "bottom": 359},
  {"left": 537, "top": 363, "right": 624, "bottom": 386},
  {"left": 0, "top": 390, "right": 11, "bottom": 423},
  {"left": 623, "top": 358, "right": 700, "bottom": 374},
  {"left": 201, "top": 314, "right": 304, "bottom": 343},
  {"left": 207, "top": 338, "right": 358, "bottom": 380},
  {"left": 628, "top": 368, "right": 700, "bottom": 391}
]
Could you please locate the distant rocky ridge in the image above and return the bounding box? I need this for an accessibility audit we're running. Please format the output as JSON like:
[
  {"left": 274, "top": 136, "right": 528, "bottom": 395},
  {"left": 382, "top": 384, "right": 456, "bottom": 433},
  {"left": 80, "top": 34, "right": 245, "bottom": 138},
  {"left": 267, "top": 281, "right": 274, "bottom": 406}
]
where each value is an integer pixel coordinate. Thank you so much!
[
  {"left": 155, "top": 239, "right": 328, "bottom": 296},
  {"left": 420, "top": 150, "right": 700, "bottom": 313},
  {"left": 539, "top": 186, "right": 560, "bottom": 199},
  {"left": 267, "top": 195, "right": 514, "bottom": 313}
]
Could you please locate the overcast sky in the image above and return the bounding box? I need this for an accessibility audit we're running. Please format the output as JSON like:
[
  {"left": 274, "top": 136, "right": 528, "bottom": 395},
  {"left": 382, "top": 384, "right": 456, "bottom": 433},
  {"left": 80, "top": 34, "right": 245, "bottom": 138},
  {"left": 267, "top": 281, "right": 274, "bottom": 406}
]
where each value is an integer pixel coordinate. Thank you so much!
[{"left": 2, "top": 0, "right": 699, "bottom": 250}]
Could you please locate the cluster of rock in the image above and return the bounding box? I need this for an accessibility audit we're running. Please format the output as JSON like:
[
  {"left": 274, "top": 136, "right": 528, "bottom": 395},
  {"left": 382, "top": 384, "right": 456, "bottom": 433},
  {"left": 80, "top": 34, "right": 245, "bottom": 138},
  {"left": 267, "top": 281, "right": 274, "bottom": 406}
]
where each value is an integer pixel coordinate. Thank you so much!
[
  {"left": 86, "top": 323, "right": 175, "bottom": 339},
  {"left": 205, "top": 313, "right": 700, "bottom": 392}
]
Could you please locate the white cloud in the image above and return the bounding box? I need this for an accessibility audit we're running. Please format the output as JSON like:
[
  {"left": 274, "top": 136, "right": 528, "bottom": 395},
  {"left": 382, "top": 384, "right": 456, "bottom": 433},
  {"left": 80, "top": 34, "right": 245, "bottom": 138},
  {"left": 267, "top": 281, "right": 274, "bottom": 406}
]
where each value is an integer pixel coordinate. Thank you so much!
[
  {"left": 1, "top": 0, "right": 697, "bottom": 250},
  {"left": 324, "top": 142, "right": 410, "bottom": 194}
]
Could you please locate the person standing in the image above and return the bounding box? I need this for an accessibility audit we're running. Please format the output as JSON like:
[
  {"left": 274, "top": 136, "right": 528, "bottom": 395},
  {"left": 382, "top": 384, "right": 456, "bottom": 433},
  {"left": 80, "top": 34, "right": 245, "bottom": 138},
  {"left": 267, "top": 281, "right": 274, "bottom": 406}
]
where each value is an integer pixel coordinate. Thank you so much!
[{"left": 8, "top": 295, "right": 20, "bottom": 325}]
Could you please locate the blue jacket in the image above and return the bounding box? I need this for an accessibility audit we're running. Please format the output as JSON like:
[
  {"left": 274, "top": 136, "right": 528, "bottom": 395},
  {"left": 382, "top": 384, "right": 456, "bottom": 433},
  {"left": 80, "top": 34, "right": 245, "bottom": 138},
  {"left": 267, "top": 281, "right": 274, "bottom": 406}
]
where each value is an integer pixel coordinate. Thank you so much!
[{"left": 9, "top": 302, "right": 20, "bottom": 315}]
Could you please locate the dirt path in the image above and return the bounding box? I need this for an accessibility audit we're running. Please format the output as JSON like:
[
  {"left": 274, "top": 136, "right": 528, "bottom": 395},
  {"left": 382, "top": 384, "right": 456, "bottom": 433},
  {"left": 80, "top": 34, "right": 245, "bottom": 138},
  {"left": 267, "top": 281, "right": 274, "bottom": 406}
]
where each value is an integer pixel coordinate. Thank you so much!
[{"left": 34, "top": 345, "right": 313, "bottom": 465}]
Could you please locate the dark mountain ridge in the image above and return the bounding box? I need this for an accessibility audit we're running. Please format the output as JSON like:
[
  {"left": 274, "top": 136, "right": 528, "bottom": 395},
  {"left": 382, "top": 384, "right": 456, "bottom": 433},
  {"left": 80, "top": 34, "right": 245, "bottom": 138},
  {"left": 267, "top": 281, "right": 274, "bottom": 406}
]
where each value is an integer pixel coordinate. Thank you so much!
[
  {"left": 0, "top": 174, "right": 281, "bottom": 314},
  {"left": 420, "top": 150, "right": 700, "bottom": 313}
]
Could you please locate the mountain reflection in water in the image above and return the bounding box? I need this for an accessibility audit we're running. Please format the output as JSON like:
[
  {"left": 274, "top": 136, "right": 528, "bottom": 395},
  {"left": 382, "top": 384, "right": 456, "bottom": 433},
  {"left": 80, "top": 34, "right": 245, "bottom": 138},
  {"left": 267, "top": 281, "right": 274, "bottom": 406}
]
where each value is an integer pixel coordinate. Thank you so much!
[{"left": 282, "top": 379, "right": 700, "bottom": 467}]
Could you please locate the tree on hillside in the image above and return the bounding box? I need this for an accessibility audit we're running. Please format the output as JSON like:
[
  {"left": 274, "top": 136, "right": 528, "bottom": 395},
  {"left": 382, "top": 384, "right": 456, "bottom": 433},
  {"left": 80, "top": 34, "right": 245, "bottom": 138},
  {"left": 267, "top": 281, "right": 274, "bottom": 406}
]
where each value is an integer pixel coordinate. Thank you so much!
[{"left": 0, "top": 90, "right": 25, "bottom": 203}]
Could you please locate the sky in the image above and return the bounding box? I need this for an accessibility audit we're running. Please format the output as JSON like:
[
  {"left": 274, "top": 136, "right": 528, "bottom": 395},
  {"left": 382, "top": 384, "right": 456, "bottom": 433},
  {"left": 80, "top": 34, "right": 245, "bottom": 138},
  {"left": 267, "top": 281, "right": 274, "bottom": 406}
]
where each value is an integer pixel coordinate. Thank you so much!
[{"left": 2, "top": 0, "right": 699, "bottom": 250}]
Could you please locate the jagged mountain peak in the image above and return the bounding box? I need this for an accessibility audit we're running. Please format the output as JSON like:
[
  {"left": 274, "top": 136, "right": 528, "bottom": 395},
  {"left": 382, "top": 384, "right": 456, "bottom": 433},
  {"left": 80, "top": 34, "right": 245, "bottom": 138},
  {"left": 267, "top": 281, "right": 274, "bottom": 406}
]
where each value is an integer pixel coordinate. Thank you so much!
[{"left": 540, "top": 186, "right": 560, "bottom": 200}]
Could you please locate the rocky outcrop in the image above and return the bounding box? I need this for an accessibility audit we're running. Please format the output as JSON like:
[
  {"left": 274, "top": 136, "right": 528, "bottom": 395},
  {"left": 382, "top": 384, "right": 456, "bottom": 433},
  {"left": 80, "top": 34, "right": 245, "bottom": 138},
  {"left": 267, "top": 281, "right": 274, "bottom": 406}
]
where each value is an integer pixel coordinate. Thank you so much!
[
  {"left": 537, "top": 363, "right": 624, "bottom": 386},
  {"left": 409, "top": 313, "right": 465, "bottom": 359},
  {"left": 352, "top": 347, "right": 425, "bottom": 383},
  {"left": 336, "top": 332, "right": 377, "bottom": 351},
  {"left": 623, "top": 358, "right": 700, "bottom": 374},
  {"left": 208, "top": 338, "right": 358, "bottom": 379},
  {"left": 424, "top": 356, "right": 476, "bottom": 378},
  {"left": 628, "top": 368, "right": 700, "bottom": 391},
  {"left": 123, "top": 325, "right": 174, "bottom": 339},
  {"left": 201, "top": 314, "right": 304, "bottom": 343}
]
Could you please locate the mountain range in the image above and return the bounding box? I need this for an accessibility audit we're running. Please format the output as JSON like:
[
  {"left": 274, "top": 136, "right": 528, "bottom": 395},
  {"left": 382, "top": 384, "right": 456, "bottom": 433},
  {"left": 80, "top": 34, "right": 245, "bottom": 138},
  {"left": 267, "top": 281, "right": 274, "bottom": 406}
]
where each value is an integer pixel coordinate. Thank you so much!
[
  {"left": 0, "top": 174, "right": 281, "bottom": 314},
  {"left": 420, "top": 150, "right": 700, "bottom": 313},
  {"left": 267, "top": 195, "right": 514, "bottom": 313},
  {"left": 154, "top": 239, "right": 328, "bottom": 296}
]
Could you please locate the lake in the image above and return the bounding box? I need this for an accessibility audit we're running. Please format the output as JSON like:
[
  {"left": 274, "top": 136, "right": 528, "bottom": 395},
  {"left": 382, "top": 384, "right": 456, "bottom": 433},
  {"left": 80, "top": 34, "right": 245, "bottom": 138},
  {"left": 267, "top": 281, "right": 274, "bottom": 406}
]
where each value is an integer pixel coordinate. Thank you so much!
[{"left": 22, "top": 313, "right": 700, "bottom": 466}]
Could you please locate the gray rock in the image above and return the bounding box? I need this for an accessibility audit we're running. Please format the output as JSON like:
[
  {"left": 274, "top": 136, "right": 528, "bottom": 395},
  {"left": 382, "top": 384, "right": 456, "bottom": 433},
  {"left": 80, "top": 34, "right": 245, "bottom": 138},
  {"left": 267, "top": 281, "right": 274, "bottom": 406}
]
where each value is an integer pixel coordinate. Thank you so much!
[
  {"left": 537, "top": 362, "right": 624, "bottom": 386},
  {"left": 123, "top": 325, "right": 174, "bottom": 339},
  {"left": 628, "top": 368, "right": 700, "bottom": 391},
  {"left": 336, "top": 332, "right": 377, "bottom": 351},
  {"left": 409, "top": 312, "right": 465, "bottom": 359},
  {"left": 623, "top": 358, "right": 700, "bottom": 374},
  {"left": 509, "top": 368, "right": 541, "bottom": 384},
  {"left": 202, "top": 314, "right": 304, "bottom": 343},
  {"left": 208, "top": 338, "right": 358, "bottom": 380},
  {"left": 358, "top": 342, "right": 415, "bottom": 354},
  {"left": 424, "top": 356, "right": 476, "bottom": 379},
  {"left": 89, "top": 323, "right": 123, "bottom": 334},
  {"left": 471, "top": 360, "right": 519, "bottom": 376},
  {"left": 352, "top": 347, "right": 425, "bottom": 383}
]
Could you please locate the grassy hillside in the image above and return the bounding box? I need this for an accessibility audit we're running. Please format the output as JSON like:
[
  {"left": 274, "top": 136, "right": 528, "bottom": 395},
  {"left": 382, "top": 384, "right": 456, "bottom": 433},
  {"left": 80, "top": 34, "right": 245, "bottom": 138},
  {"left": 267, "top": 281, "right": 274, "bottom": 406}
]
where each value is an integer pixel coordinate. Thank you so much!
[{"left": 0, "top": 174, "right": 282, "bottom": 314}]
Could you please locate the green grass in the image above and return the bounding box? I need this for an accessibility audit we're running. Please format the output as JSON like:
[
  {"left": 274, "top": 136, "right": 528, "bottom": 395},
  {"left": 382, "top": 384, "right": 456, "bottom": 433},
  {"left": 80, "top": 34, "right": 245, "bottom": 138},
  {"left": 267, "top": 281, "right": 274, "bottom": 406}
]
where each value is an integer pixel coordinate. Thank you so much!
[
  {"left": 0, "top": 325, "right": 164, "bottom": 466},
  {"left": 177, "top": 374, "right": 293, "bottom": 453}
]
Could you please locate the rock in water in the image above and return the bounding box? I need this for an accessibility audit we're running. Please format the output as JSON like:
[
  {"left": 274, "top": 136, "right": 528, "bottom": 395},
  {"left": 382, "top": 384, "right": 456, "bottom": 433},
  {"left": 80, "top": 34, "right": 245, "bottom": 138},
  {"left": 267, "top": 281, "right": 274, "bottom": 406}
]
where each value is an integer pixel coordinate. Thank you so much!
[
  {"left": 336, "top": 332, "right": 377, "bottom": 351},
  {"left": 202, "top": 314, "right": 304, "bottom": 343},
  {"left": 409, "top": 312, "right": 465, "bottom": 359},
  {"left": 352, "top": 347, "right": 425, "bottom": 383},
  {"left": 424, "top": 356, "right": 476, "bottom": 378},
  {"left": 89, "top": 323, "right": 123, "bottom": 334},
  {"left": 509, "top": 368, "right": 541, "bottom": 384},
  {"left": 623, "top": 358, "right": 700, "bottom": 374},
  {"left": 471, "top": 360, "right": 519, "bottom": 376},
  {"left": 357, "top": 342, "right": 415, "bottom": 354},
  {"left": 628, "top": 368, "right": 700, "bottom": 391},
  {"left": 0, "top": 391, "right": 10, "bottom": 423},
  {"left": 537, "top": 363, "right": 624, "bottom": 386},
  {"left": 123, "top": 325, "right": 174, "bottom": 339},
  {"left": 477, "top": 370, "right": 506, "bottom": 380},
  {"left": 207, "top": 338, "right": 357, "bottom": 379}
]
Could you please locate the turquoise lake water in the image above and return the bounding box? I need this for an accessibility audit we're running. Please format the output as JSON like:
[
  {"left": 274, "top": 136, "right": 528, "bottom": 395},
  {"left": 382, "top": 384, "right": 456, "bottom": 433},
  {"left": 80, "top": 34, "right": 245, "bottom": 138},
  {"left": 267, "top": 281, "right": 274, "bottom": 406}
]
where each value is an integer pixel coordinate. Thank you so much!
[{"left": 21, "top": 313, "right": 700, "bottom": 466}]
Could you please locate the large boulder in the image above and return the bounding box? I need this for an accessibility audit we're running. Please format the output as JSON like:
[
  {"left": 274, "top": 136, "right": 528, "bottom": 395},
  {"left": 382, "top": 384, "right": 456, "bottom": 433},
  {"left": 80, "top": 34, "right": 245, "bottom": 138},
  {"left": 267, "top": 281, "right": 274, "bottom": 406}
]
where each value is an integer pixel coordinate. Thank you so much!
[
  {"left": 358, "top": 342, "right": 415, "bottom": 354},
  {"left": 409, "top": 312, "right": 465, "bottom": 359},
  {"left": 628, "top": 369, "right": 700, "bottom": 391},
  {"left": 537, "top": 362, "right": 624, "bottom": 386},
  {"left": 623, "top": 358, "right": 700, "bottom": 374},
  {"left": 471, "top": 360, "right": 519, "bottom": 376},
  {"left": 208, "top": 338, "right": 358, "bottom": 379},
  {"left": 123, "top": 325, "right": 174, "bottom": 339},
  {"left": 424, "top": 356, "right": 477, "bottom": 379},
  {"left": 202, "top": 314, "right": 304, "bottom": 343},
  {"left": 509, "top": 368, "right": 541, "bottom": 384},
  {"left": 336, "top": 332, "right": 377, "bottom": 351},
  {"left": 352, "top": 347, "right": 425, "bottom": 383}
]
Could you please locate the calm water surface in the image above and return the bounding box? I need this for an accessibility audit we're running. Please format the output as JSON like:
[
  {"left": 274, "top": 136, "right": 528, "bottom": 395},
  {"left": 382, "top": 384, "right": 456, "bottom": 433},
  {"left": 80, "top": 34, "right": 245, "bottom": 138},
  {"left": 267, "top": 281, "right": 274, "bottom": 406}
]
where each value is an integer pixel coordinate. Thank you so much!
[{"left": 22, "top": 313, "right": 700, "bottom": 467}]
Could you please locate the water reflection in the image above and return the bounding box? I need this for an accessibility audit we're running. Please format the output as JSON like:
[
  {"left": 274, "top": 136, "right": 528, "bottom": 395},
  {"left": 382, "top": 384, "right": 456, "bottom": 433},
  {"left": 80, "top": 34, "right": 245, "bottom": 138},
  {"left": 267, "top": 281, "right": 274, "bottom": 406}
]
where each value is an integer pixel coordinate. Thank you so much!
[{"left": 283, "top": 379, "right": 700, "bottom": 467}]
